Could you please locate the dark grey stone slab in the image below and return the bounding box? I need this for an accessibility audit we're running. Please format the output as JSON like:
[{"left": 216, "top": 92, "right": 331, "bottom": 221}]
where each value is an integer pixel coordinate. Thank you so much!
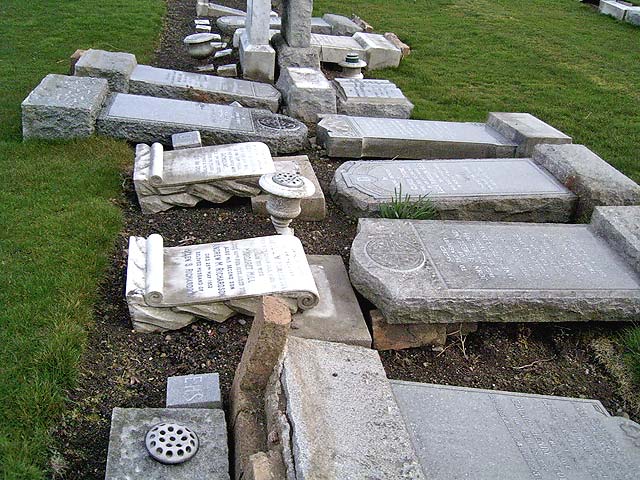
[
  {"left": 96, "top": 93, "right": 308, "bottom": 154},
  {"left": 290, "top": 255, "right": 371, "bottom": 348},
  {"left": 331, "top": 158, "right": 576, "bottom": 221},
  {"left": 22, "top": 74, "right": 109, "bottom": 140},
  {"left": 105, "top": 408, "right": 229, "bottom": 479},
  {"left": 391, "top": 381, "right": 640, "bottom": 480},
  {"left": 166, "top": 373, "right": 221, "bottom": 409},
  {"left": 349, "top": 211, "right": 640, "bottom": 325},
  {"left": 487, "top": 112, "right": 572, "bottom": 156},
  {"left": 533, "top": 144, "right": 640, "bottom": 220},
  {"left": 277, "top": 337, "right": 425, "bottom": 478},
  {"left": 74, "top": 49, "right": 137, "bottom": 92},
  {"left": 317, "top": 114, "right": 518, "bottom": 159}
]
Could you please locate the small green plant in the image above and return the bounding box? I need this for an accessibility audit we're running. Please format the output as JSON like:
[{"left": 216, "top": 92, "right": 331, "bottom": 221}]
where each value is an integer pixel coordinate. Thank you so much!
[
  {"left": 379, "top": 185, "right": 438, "bottom": 220},
  {"left": 621, "top": 326, "right": 640, "bottom": 384}
]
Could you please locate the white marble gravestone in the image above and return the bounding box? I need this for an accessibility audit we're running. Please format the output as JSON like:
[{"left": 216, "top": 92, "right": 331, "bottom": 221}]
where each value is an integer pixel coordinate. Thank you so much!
[
  {"left": 239, "top": 0, "right": 276, "bottom": 82},
  {"left": 310, "top": 33, "right": 365, "bottom": 64},
  {"left": 350, "top": 206, "right": 640, "bottom": 327},
  {"left": 331, "top": 158, "right": 576, "bottom": 222},
  {"left": 133, "top": 142, "right": 276, "bottom": 214},
  {"left": 126, "top": 234, "right": 319, "bottom": 332}
]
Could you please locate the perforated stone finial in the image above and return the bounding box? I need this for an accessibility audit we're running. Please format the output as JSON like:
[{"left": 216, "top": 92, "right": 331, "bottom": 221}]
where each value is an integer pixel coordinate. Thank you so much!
[
  {"left": 145, "top": 423, "right": 199, "bottom": 464},
  {"left": 259, "top": 172, "right": 316, "bottom": 235}
]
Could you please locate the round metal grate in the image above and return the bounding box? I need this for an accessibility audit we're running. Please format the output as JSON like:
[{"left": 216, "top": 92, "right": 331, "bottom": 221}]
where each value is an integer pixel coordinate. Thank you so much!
[
  {"left": 272, "top": 172, "right": 304, "bottom": 188},
  {"left": 145, "top": 423, "right": 199, "bottom": 465},
  {"left": 257, "top": 116, "right": 300, "bottom": 131}
]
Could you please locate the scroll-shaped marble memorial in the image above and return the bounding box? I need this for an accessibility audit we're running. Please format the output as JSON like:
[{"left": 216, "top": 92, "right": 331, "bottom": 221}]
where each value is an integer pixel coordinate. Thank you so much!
[
  {"left": 331, "top": 158, "right": 576, "bottom": 222},
  {"left": 95, "top": 93, "right": 307, "bottom": 154},
  {"left": 133, "top": 142, "right": 276, "bottom": 214},
  {"left": 350, "top": 206, "right": 640, "bottom": 326},
  {"left": 74, "top": 49, "right": 281, "bottom": 111},
  {"left": 125, "top": 234, "right": 319, "bottom": 332},
  {"left": 318, "top": 112, "right": 571, "bottom": 159}
]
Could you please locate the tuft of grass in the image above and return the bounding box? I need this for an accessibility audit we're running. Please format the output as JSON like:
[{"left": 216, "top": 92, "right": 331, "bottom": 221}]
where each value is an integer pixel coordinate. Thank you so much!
[
  {"left": 0, "top": 1, "right": 164, "bottom": 478},
  {"left": 621, "top": 326, "right": 640, "bottom": 383},
  {"left": 379, "top": 185, "right": 438, "bottom": 220}
]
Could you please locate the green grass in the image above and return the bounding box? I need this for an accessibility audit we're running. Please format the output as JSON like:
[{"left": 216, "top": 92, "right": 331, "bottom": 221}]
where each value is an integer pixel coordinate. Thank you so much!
[
  {"left": 0, "top": 1, "right": 164, "bottom": 478},
  {"left": 622, "top": 326, "right": 640, "bottom": 383},
  {"left": 379, "top": 186, "right": 438, "bottom": 220}
]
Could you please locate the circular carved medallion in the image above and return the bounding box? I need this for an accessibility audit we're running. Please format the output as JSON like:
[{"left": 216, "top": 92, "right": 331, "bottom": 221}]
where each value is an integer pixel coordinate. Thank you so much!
[
  {"left": 257, "top": 116, "right": 300, "bottom": 131},
  {"left": 365, "top": 238, "right": 425, "bottom": 271}
]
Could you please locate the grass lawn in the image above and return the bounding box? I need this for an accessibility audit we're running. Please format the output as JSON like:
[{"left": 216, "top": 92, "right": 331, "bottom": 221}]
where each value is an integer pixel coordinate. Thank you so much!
[{"left": 0, "top": 1, "right": 164, "bottom": 478}]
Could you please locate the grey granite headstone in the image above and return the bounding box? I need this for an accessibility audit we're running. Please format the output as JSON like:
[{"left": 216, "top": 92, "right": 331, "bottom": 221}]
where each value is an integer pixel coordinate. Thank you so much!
[
  {"left": 349, "top": 208, "right": 640, "bottom": 325},
  {"left": 96, "top": 93, "right": 307, "bottom": 154},
  {"left": 21, "top": 74, "right": 109, "bottom": 140},
  {"left": 276, "top": 67, "right": 337, "bottom": 122},
  {"left": 310, "top": 33, "right": 364, "bottom": 64},
  {"left": 274, "top": 337, "right": 425, "bottom": 478},
  {"left": 166, "top": 373, "right": 221, "bottom": 409},
  {"left": 487, "top": 112, "right": 572, "bottom": 156},
  {"left": 317, "top": 114, "right": 518, "bottom": 159},
  {"left": 591, "top": 206, "right": 640, "bottom": 277},
  {"left": 105, "top": 408, "right": 229, "bottom": 479},
  {"left": 392, "top": 381, "right": 640, "bottom": 480},
  {"left": 281, "top": 0, "right": 313, "bottom": 47},
  {"left": 331, "top": 158, "right": 576, "bottom": 222},
  {"left": 74, "top": 49, "right": 137, "bottom": 92},
  {"left": 334, "top": 78, "right": 414, "bottom": 118},
  {"left": 171, "top": 131, "right": 202, "bottom": 150},
  {"left": 532, "top": 144, "right": 640, "bottom": 220}
]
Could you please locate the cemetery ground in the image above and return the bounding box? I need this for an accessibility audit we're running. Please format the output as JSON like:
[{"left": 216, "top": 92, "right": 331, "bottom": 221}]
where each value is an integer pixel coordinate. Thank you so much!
[{"left": 1, "top": 0, "right": 639, "bottom": 479}]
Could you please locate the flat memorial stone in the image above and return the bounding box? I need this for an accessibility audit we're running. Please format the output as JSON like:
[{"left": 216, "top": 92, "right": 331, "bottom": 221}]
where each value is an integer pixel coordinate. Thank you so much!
[
  {"left": 96, "top": 93, "right": 307, "bottom": 154},
  {"left": 487, "top": 112, "right": 571, "bottom": 156},
  {"left": 317, "top": 114, "right": 518, "bottom": 159},
  {"left": 166, "top": 373, "right": 222, "bottom": 409},
  {"left": 334, "top": 78, "right": 414, "bottom": 118},
  {"left": 349, "top": 208, "right": 640, "bottom": 325},
  {"left": 133, "top": 142, "right": 276, "bottom": 214},
  {"left": 22, "top": 74, "right": 109, "bottom": 140},
  {"left": 105, "top": 408, "right": 229, "bottom": 480},
  {"left": 392, "top": 381, "right": 640, "bottom": 480},
  {"left": 171, "top": 130, "right": 202, "bottom": 150},
  {"left": 331, "top": 158, "right": 576, "bottom": 222},
  {"left": 125, "top": 234, "right": 319, "bottom": 332}
]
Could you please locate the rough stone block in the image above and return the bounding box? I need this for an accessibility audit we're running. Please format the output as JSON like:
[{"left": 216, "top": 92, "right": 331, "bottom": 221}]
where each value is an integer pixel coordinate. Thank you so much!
[
  {"left": 371, "top": 309, "right": 446, "bottom": 350},
  {"left": 276, "top": 337, "right": 425, "bottom": 478},
  {"left": 353, "top": 32, "right": 402, "bottom": 70},
  {"left": 384, "top": 32, "right": 410, "bottom": 57},
  {"left": 322, "top": 13, "right": 363, "bottom": 36},
  {"left": 251, "top": 155, "right": 325, "bottom": 220},
  {"left": 276, "top": 67, "right": 336, "bottom": 122},
  {"left": 105, "top": 408, "right": 229, "bottom": 479},
  {"left": 487, "top": 112, "right": 572, "bottom": 156},
  {"left": 171, "top": 131, "right": 202, "bottom": 150},
  {"left": 291, "top": 255, "right": 371, "bottom": 348},
  {"left": 272, "top": 33, "right": 321, "bottom": 70},
  {"left": 533, "top": 144, "right": 640, "bottom": 220},
  {"left": 74, "top": 49, "right": 138, "bottom": 92},
  {"left": 217, "top": 63, "right": 238, "bottom": 77},
  {"left": 22, "top": 74, "right": 109, "bottom": 140},
  {"left": 334, "top": 78, "right": 413, "bottom": 118},
  {"left": 166, "top": 373, "right": 221, "bottom": 409}
]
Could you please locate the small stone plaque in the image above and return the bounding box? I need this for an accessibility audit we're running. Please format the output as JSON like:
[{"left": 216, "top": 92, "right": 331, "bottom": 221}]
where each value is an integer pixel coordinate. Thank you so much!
[
  {"left": 392, "top": 381, "right": 640, "bottom": 480},
  {"left": 172, "top": 131, "right": 202, "bottom": 150},
  {"left": 166, "top": 373, "right": 221, "bottom": 409},
  {"left": 335, "top": 78, "right": 405, "bottom": 102}
]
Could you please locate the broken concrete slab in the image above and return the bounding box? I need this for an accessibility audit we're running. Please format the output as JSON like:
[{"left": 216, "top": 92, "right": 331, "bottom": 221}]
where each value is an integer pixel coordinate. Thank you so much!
[
  {"left": 96, "top": 93, "right": 307, "bottom": 154},
  {"left": 331, "top": 158, "right": 577, "bottom": 222},
  {"left": 105, "top": 408, "right": 229, "bottom": 479},
  {"left": 291, "top": 255, "right": 371, "bottom": 348},
  {"left": 276, "top": 337, "right": 425, "bottom": 478},
  {"left": 22, "top": 74, "right": 109, "bottom": 140},
  {"left": 251, "top": 155, "right": 326, "bottom": 221},
  {"left": 487, "top": 112, "right": 572, "bottom": 156},
  {"left": 392, "top": 381, "right": 640, "bottom": 480},
  {"left": 350, "top": 209, "right": 640, "bottom": 326}
]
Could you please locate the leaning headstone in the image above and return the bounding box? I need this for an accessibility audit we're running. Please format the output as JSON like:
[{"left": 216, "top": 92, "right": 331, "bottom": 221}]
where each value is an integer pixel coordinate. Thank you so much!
[
  {"left": 532, "top": 144, "right": 640, "bottom": 219},
  {"left": 73, "top": 50, "right": 281, "bottom": 111},
  {"left": 487, "top": 112, "right": 572, "bottom": 156},
  {"left": 310, "top": 33, "right": 365, "bottom": 64},
  {"left": 331, "top": 158, "right": 576, "bottom": 222},
  {"left": 322, "top": 13, "right": 363, "bottom": 36},
  {"left": 353, "top": 32, "right": 402, "bottom": 70},
  {"left": 105, "top": 408, "right": 229, "bottom": 479},
  {"left": 392, "top": 381, "right": 640, "bottom": 480},
  {"left": 350, "top": 207, "right": 640, "bottom": 329},
  {"left": 317, "top": 114, "right": 518, "bottom": 159},
  {"left": 133, "top": 142, "right": 275, "bottom": 214},
  {"left": 334, "top": 78, "right": 414, "bottom": 118},
  {"left": 125, "top": 234, "right": 319, "bottom": 332},
  {"left": 166, "top": 373, "right": 222, "bottom": 409},
  {"left": 22, "top": 74, "right": 109, "bottom": 140},
  {"left": 251, "top": 155, "right": 326, "bottom": 221},
  {"left": 276, "top": 67, "right": 337, "bottom": 122},
  {"left": 269, "top": 337, "right": 425, "bottom": 478},
  {"left": 96, "top": 93, "right": 308, "bottom": 154},
  {"left": 171, "top": 131, "right": 202, "bottom": 150}
]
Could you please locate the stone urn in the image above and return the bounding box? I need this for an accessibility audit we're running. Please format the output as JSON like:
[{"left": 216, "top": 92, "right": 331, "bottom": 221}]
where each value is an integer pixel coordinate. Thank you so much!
[
  {"left": 259, "top": 172, "right": 315, "bottom": 235},
  {"left": 338, "top": 52, "right": 367, "bottom": 79},
  {"left": 183, "top": 33, "right": 220, "bottom": 59}
]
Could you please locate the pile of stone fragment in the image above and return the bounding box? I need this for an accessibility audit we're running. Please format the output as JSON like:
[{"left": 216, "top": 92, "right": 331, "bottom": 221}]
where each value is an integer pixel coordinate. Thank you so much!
[{"left": 20, "top": 0, "right": 640, "bottom": 478}]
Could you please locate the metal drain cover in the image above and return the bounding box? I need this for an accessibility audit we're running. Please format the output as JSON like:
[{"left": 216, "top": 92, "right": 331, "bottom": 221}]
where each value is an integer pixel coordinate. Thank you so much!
[
  {"left": 273, "top": 172, "right": 304, "bottom": 188},
  {"left": 145, "top": 422, "right": 199, "bottom": 464}
]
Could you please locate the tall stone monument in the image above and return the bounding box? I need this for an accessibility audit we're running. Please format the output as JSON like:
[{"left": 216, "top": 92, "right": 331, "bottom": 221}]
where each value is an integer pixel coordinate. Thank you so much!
[{"left": 240, "top": 0, "right": 276, "bottom": 82}]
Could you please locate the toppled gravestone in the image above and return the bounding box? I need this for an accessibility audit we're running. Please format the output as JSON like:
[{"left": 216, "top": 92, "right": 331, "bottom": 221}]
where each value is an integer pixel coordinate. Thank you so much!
[
  {"left": 349, "top": 206, "right": 640, "bottom": 327},
  {"left": 334, "top": 78, "right": 414, "bottom": 118}
]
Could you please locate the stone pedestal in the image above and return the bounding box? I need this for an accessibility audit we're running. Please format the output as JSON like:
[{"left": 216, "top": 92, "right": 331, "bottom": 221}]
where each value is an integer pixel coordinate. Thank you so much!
[{"left": 240, "top": 0, "right": 276, "bottom": 83}]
